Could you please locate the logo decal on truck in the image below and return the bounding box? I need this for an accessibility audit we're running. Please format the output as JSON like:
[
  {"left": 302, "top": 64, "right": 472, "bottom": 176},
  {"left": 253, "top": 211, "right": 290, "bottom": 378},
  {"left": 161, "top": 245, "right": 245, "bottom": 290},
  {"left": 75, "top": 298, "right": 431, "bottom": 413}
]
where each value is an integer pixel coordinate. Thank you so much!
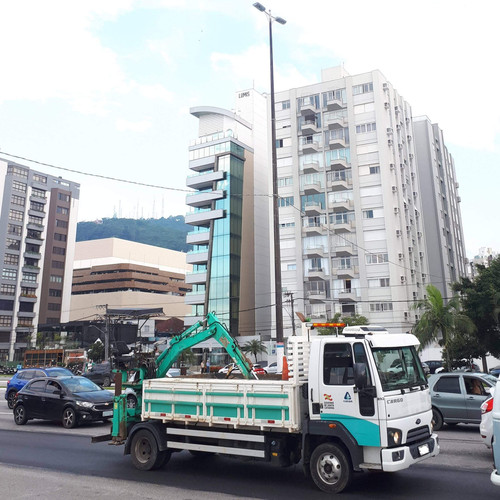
[
  {"left": 344, "top": 392, "right": 353, "bottom": 403},
  {"left": 324, "top": 394, "right": 332, "bottom": 401},
  {"left": 323, "top": 394, "right": 334, "bottom": 410},
  {"left": 387, "top": 397, "right": 404, "bottom": 404}
]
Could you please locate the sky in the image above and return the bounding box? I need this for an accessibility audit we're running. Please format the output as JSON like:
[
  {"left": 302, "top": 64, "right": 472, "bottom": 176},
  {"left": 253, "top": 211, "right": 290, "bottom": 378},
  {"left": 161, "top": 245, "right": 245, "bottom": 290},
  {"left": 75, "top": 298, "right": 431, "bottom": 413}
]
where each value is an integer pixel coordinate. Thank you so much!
[{"left": 0, "top": 0, "right": 498, "bottom": 259}]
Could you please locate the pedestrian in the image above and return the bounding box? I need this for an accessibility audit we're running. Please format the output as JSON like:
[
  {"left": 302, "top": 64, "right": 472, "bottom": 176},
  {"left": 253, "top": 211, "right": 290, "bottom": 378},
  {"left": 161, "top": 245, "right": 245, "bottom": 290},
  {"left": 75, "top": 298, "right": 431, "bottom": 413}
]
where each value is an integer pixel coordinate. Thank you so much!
[
  {"left": 200, "top": 359, "right": 205, "bottom": 374},
  {"left": 206, "top": 358, "right": 211, "bottom": 374}
]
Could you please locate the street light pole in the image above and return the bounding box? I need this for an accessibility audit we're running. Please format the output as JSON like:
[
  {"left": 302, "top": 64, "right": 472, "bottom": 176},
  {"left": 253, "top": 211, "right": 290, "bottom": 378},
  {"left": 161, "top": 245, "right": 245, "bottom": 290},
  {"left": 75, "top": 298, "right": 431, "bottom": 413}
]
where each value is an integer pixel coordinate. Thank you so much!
[{"left": 253, "top": 2, "right": 286, "bottom": 343}]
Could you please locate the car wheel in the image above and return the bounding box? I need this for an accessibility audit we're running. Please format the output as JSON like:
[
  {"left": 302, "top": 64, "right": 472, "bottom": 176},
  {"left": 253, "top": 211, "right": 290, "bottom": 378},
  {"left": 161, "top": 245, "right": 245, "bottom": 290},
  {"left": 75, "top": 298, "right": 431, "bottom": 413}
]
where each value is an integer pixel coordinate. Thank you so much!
[
  {"left": 103, "top": 376, "right": 111, "bottom": 387},
  {"left": 7, "top": 390, "right": 17, "bottom": 410},
  {"left": 127, "top": 394, "right": 138, "bottom": 409},
  {"left": 131, "top": 429, "right": 167, "bottom": 471},
  {"left": 310, "top": 443, "right": 352, "bottom": 494},
  {"left": 432, "top": 408, "right": 443, "bottom": 431},
  {"left": 14, "top": 404, "right": 28, "bottom": 425},
  {"left": 62, "top": 407, "right": 78, "bottom": 429}
]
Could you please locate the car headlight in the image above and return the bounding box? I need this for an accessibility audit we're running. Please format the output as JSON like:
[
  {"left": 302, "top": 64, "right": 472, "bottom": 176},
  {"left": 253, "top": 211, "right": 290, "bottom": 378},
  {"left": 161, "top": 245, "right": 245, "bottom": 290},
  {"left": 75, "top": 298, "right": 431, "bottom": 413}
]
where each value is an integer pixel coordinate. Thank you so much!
[
  {"left": 387, "top": 428, "right": 403, "bottom": 447},
  {"left": 76, "top": 401, "right": 93, "bottom": 408}
]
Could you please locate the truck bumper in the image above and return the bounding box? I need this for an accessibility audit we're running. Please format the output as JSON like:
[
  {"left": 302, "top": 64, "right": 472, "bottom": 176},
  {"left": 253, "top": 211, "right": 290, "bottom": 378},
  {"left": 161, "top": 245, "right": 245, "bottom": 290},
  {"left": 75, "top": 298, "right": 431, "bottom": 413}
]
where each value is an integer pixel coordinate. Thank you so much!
[
  {"left": 491, "top": 469, "right": 500, "bottom": 487},
  {"left": 381, "top": 433, "right": 439, "bottom": 472}
]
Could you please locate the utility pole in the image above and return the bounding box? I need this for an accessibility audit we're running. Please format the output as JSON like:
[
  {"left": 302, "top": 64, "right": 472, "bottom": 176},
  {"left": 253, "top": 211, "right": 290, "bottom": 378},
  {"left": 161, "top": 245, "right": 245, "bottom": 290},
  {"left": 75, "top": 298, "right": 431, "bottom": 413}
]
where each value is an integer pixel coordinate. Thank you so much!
[
  {"left": 284, "top": 292, "right": 296, "bottom": 336},
  {"left": 105, "top": 305, "right": 110, "bottom": 363}
]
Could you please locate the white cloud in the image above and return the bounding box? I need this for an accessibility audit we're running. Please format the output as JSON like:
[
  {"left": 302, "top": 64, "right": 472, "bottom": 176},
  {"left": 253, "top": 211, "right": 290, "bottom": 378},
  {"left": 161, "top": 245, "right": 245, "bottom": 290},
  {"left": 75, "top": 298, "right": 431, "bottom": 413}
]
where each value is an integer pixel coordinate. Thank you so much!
[
  {"left": 115, "top": 119, "right": 152, "bottom": 132},
  {"left": 137, "top": 83, "right": 174, "bottom": 102}
]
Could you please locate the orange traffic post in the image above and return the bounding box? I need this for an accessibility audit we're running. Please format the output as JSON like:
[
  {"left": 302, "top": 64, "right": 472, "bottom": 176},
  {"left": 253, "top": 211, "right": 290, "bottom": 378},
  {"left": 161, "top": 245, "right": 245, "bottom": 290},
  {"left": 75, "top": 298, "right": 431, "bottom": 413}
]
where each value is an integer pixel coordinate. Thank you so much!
[{"left": 281, "top": 355, "right": 289, "bottom": 381}]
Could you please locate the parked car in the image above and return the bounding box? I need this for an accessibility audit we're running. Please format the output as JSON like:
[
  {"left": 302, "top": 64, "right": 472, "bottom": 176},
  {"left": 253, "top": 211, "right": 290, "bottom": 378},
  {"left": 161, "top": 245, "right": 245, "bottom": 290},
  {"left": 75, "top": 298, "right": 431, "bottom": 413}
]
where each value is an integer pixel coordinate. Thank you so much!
[
  {"left": 218, "top": 363, "right": 265, "bottom": 376},
  {"left": 5, "top": 367, "right": 73, "bottom": 409},
  {"left": 13, "top": 375, "right": 114, "bottom": 428},
  {"left": 491, "top": 379, "right": 500, "bottom": 487},
  {"left": 421, "top": 362, "right": 430, "bottom": 375},
  {"left": 82, "top": 361, "right": 114, "bottom": 387},
  {"left": 266, "top": 361, "right": 281, "bottom": 374},
  {"left": 423, "top": 360, "right": 443, "bottom": 374},
  {"left": 480, "top": 386, "right": 495, "bottom": 448},
  {"left": 490, "top": 366, "right": 500, "bottom": 377},
  {"left": 429, "top": 372, "right": 497, "bottom": 431}
]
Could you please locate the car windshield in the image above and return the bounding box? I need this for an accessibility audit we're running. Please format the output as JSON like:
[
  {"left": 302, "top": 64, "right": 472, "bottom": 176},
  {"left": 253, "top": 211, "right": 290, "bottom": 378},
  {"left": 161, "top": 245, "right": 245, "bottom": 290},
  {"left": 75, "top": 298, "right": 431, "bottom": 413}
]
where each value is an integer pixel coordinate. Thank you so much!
[
  {"left": 483, "top": 374, "right": 498, "bottom": 385},
  {"left": 62, "top": 377, "right": 102, "bottom": 393},
  {"left": 372, "top": 346, "right": 427, "bottom": 392}
]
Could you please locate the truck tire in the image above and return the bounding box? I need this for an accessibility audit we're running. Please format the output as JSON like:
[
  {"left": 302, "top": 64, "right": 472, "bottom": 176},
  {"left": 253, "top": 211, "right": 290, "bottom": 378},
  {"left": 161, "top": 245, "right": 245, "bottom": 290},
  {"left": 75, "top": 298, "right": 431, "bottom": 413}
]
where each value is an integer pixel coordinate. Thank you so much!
[
  {"left": 131, "top": 429, "right": 169, "bottom": 471},
  {"left": 310, "top": 443, "right": 352, "bottom": 494},
  {"left": 432, "top": 408, "right": 443, "bottom": 431}
]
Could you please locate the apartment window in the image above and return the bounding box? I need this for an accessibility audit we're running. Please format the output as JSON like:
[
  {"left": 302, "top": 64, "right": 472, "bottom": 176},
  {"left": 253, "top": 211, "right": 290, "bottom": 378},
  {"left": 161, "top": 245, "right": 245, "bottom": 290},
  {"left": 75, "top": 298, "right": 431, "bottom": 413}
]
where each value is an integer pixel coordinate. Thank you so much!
[
  {"left": 18, "top": 317, "right": 33, "bottom": 326},
  {"left": 277, "top": 100, "right": 290, "bottom": 110},
  {"left": 370, "top": 302, "right": 394, "bottom": 312},
  {"left": 278, "top": 177, "right": 293, "bottom": 187},
  {"left": 30, "top": 201, "right": 45, "bottom": 212},
  {"left": 352, "top": 82, "right": 374, "bottom": 95},
  {"left": 9, "top": 209, "right": 24, "bottom": 222},
  {"left": 56, "top": 206, "right": 69, "bottom": 215},
  {"left": 56, "top": 219, "right": 68, "bottom": 228},
  {"left": 27, "top": 229, "right": 42, "bottom": 239},
  {"left": 48, "top": 303, "right": 61, "bottom": 311},
  {"left": 8, "top": 224, "right": 22, "bottom": 236},
  {"left": 287, "top": 264, "right": 297, "bottom": 270},
  {"left": 0, "top": 316, "right": 12, "bottom": 327},
  {"left": 52, "top": 260, "right": 65, "bottom": 269},
  {"left": 19, "top": 302, "right": 34, "bottom": 313},
  {"left": 279, "top": 222, "right": 295, "bottom": 228},
  {"left": 21, "top": 287, "right": 36, "bottom": 297},
  {"left": 8, "top": 166, "right": 28, "bottom": 178},
  {"left": 32, "top": 188, "right": 46, "bottom": 198},
  {"left": 4, "top": 254, "right": 19, "bottom": 266},
  {"left": 366, "top": 253, "right": 389, "bottom": 264},
  {"left": 12, "top": 180, "right": 27, "bottom": 193},
  {"left": 50, "top": 275, "right": 63, "bottom": 283},
  {"left": 26, "top": 244, "right": 40, "bottom": 253},
  {"left": 0, "top": 284, "right": 15, "bottom": 295},
  {"left": 49, "top": 289, "right": 62, "bottom": 297},
  {"left": 58, "top": 193, "right": 70, "bottom": 202},
  {"left": 46, "top": 317, "right": 59, "bottom": 324},
  {"left": 369, "top": 166, "right": 380, "bottom": 174},
  {"left": 278, "top": 196, "right": 294, "bottom": 207},
  {"left": 368, "top": 278, "right": 390, "bottom": 288},
  {"left": 29, "top": 215, "right": 43, "bottom": 225},
  {"left": 54, "top": 233, "right": 67, "bottom": 242},
  {"left": 22, "top": 273, "right": 37, "bottom": 283},
  {"left": 356, "top": 122, "right": 376, "bottom": 133},
  {"left": 6, "top": 238, "right": 20, "bottom": 250},
  {"left": 353, "top": 103, "right": 375, "bottom": 114},
  {"left": 363, "top": 210, "right": 374, "bottom": 219},
  {"left": 2, "top": 269, "right": 17, "bottom": 280},
  {"left": 53, "top": 246, "right": 66, "bottom": 256},
  {"left": 33, "top": 174, "right": 47, "bottom": 184},
  {"left": 11, "top": 195, "right": 25, "bottom": 206}
]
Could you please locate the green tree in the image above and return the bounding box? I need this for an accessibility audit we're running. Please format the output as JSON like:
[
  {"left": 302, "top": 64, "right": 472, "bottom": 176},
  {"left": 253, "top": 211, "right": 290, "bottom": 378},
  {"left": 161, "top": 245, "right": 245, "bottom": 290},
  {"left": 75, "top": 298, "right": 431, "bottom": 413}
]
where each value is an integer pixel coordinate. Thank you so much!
[
  {"left": 87, "top": 340, "right": 104, "bottom": 362},
  {"left": 241, "top": 339, "right": 267, "bottom": 363},
  {"left": 452, "top": 256, "right": 500, "bottom": 371},
  {"left": 413, "top": 284, "right": 475, "bottom": 370},
  {"left": 317, "top": 313, "right": 369, "bottom": 335}
]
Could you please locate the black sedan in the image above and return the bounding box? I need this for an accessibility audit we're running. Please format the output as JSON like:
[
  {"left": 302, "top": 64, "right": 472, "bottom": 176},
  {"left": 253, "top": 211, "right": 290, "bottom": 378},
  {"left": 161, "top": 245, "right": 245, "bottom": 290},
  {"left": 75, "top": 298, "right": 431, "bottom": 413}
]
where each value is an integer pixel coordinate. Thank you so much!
[{"left": 13, "top": 375, "right": 114, "bottom": 428}]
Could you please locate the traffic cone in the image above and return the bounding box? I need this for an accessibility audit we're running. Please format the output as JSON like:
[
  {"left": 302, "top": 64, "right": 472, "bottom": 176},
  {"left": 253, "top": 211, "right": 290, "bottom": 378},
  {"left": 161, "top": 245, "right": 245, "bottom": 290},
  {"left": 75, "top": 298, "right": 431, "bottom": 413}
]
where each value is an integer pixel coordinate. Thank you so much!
[{"left": 281, "top": 356, "right": 289, "bottom": 381}]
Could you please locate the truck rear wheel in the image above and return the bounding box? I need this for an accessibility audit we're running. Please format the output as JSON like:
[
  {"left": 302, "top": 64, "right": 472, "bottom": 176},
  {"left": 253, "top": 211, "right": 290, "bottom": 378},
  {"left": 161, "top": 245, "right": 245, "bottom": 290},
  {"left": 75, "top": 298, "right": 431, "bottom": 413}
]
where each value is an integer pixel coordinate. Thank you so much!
[
  {"left": 131, "top": 429, "right": 169, "bottom": 470},
  {"left": 310, "top": 443, "right": 352, "bottom": 494}
]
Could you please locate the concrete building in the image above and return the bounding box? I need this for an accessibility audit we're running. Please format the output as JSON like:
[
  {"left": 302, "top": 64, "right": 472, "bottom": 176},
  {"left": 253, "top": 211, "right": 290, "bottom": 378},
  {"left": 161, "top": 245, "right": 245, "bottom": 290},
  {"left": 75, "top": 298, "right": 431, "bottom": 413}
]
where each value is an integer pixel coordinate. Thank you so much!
[
  {"left": 70, "top": 238, "right": 192, "bottom": 326},
  {"left": 412, "top": 117, "right": 467, "bottom": 299},
  {"left": 185, "top": 93, "right": 272, "bottom": 336},
  {"left": 0, "top": 159, "right": 79, "bottom": 361}
]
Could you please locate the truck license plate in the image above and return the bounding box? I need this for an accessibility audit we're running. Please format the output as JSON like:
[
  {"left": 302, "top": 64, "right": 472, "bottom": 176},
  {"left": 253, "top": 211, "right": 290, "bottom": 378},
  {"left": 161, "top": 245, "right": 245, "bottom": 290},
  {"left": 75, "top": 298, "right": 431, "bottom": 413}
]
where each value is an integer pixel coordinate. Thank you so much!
[
  {"left": 102, "top": 411, "right": 113, "bottom": 417},
  {"left": 418, "top": 443, "right": 429, "bottom": 456}
]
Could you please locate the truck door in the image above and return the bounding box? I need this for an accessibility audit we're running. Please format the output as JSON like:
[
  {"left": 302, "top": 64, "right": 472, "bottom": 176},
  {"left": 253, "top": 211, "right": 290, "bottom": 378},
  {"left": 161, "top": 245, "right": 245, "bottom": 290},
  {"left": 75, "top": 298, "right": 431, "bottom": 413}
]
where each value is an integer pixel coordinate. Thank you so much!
[{"left": 312, "top": 340, "right": 380, "bottom": 447}]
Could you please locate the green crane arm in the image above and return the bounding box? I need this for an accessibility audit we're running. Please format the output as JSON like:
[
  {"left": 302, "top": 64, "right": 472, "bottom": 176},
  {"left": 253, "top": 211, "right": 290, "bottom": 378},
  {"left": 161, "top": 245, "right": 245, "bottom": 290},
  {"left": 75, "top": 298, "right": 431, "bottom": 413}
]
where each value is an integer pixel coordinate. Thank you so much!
[{"left": 155, "top": 312, "right": 255, "bottom": 379}]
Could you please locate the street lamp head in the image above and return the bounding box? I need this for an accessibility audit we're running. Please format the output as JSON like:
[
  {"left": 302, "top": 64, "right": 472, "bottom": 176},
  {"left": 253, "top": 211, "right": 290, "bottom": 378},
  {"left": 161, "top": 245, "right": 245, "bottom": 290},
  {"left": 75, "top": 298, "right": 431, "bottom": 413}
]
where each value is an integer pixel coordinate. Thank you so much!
[
  {"left": 253, "top": 2, "right": 266, "bottom": 12},
  {"left": 275, "top": 16, "right": 287, "bottom": 25}
]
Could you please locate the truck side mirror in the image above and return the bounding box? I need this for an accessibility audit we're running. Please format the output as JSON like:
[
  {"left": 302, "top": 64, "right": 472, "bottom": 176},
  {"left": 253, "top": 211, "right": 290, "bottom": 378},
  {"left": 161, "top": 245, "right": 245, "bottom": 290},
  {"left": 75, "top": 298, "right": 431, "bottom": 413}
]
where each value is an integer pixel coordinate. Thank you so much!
[{"left": 354, "top": 362, "right": 368, "bottom": 390}]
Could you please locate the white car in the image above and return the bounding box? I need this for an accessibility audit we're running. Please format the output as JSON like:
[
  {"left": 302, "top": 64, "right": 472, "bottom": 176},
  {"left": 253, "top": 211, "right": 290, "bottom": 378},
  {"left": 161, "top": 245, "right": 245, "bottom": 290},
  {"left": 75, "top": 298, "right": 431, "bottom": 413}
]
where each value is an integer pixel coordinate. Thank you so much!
[
  {"left": 218, "top": 363, "right": 241, "bottom": 374},
  {"left": 266, "top": 361, "right": 280, "bottom": 374},
  {"left": 480, "top": 386, "right": 495, "bottom": 448}
]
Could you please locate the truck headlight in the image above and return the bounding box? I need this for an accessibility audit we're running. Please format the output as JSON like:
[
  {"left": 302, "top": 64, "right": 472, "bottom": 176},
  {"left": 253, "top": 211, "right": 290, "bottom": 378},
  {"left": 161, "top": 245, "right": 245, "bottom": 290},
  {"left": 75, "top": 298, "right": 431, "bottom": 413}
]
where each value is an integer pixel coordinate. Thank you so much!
[
  {"left": 388, "top": 428, "right": 402, "bottom": 447},
  {"left": 76, "top": 401, "right": 93, "bottom": 408}
]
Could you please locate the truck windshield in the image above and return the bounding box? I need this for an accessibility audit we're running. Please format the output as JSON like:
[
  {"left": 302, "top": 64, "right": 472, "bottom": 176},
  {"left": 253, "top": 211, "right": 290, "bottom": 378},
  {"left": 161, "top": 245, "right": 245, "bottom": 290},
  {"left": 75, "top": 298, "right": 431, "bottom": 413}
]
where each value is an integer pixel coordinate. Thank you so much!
[{"left": 372, "top": 346, "right": 427, "bottom": 392}]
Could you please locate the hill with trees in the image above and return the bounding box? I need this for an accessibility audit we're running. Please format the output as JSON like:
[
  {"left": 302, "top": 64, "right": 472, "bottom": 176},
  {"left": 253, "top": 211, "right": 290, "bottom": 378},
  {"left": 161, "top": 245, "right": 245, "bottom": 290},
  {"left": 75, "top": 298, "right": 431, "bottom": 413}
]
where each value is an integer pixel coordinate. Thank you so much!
[{"left": 76, "top": 216, "right": 190, "bottom": 252}]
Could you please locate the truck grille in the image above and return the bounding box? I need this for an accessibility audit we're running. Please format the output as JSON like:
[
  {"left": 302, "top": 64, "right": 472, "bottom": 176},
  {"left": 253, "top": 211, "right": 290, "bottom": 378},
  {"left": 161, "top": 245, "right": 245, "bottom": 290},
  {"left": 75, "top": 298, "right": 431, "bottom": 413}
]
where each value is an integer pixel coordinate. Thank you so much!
[{"left": 406, "top": 425, "right": 430, "bottom": 445}]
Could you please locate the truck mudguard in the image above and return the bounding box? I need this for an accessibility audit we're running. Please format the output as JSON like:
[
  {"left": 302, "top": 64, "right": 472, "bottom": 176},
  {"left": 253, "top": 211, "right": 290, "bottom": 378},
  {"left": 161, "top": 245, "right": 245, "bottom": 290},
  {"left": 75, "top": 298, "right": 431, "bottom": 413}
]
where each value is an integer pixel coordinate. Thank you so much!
[{"left": 305, "top": 419, "right": 364, "bottom": 471}]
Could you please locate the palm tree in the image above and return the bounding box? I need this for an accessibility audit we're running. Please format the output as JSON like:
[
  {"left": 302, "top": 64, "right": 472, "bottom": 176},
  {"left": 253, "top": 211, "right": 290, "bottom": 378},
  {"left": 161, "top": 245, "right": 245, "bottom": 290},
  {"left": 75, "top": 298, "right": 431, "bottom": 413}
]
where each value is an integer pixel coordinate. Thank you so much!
[
  {"left": 241, "top": 339, "right": 267, "bottom": 363},
  {"left": 413, "top": 284, "right": 475, "bottom": 370}
]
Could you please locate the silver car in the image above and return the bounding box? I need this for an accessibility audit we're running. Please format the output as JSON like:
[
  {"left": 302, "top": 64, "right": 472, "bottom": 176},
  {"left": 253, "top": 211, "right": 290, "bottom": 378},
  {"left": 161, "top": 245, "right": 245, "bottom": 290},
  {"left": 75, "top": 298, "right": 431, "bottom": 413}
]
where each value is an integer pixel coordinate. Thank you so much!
[{"left": 429, "top": 372, "right": 497, "bottom": 431}]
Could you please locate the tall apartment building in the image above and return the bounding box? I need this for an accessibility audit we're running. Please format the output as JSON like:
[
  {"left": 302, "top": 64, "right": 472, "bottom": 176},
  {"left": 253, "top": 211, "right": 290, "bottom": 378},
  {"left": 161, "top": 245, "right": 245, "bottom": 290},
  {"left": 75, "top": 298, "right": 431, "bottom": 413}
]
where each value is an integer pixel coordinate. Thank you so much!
[
  {"left": 0, "top": 159, "right": 79, "bottom": 361},
  {"left": 412, "top": 117, "right": 467, "bottom": 298},
  {"left": 185, "top": 95, "right": 272, "bottom": 336}
]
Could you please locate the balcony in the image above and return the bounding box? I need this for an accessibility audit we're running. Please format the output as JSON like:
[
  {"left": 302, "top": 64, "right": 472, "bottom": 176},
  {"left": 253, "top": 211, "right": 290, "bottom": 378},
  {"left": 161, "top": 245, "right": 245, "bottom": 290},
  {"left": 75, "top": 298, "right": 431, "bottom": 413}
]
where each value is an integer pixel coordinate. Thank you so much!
[
  {"left": 184, "top": 292, "right": 205, "bottom": 305},
  {"left": 329, "top": 137, "right": 347, "bottom": 149},
  {"left": 307, "top": 289, "right": 327, "bottom": 302},
  {"left": 330, "top": 199, "right": 353, "bottom": 212},
  {"left": 301, "top": 161, "right": 321, "bottom": 174},
  {"left": 301, "top": 120, "right": 319, "bottom": 135},
  {"left": 302, "top": 181, "right": 322, "bottom": 195},
  {"left": 299, "top": 103, "right": 317, "bottom": 116},
  {"left": 326, "top": 116, "right": 347, "bottom": 129},
  {"left": 184, "top": 315, "right": 203, "bottom": 327},
  {"left": 332, "top": 220, "right": 355, "bottom": 233},
  {"left": 326, "top": 97, "right": 344, "bottom": 111},
  {"left": 338, "top": 288, "right": 357, "bottom": 302},
  {"left": 299, "top": 141, "right": 320, "bottom": 154},
  {"left": 185, "top": 208, "right": 224, "bottom": 226},
  {"left": 186, "top": 230, "right": 210, "bottom": 245},
  {"left": 335, "top": 244, "right": 355, "bottom": 256},
  {"left": 186, "top": 189, "right": 224, "bottom": 208},
  {"left": 189, "top": 155, "right": 215, "bottom": 172},
  {"left": 335, "top": 266, "right": 358, "bottom": 279},
  {"left": 327, "top": 176, "right": 352, "bottom": 191},
  {"left": 23, "top": 251, "right": 41, "bottom": 259},
  {"left": 19, "top": 294, "right": 37, "bottom": 302},
  {"left": 303, "top": 202, "right": 323, "bottom": 215},
  {"left": 186, "top": 251, "right": 209, "bottom": 265},
  {"left": 304, "top": 247, "right": 324, "bottom": 258},
  {"left": 306, "top": 268, "right": 326, "bottom": 280},
  {"left": 186, "top": 170, "right": 225, "bottom": 190},
  {"left": 302, "top": 223, "right": 323, "bottom": 236},
  {"left": 329, "top": 158, "right": 349, "bottom": 170},
  {"left": 185, "top": 272, "right": 207, "bottom": 285}
]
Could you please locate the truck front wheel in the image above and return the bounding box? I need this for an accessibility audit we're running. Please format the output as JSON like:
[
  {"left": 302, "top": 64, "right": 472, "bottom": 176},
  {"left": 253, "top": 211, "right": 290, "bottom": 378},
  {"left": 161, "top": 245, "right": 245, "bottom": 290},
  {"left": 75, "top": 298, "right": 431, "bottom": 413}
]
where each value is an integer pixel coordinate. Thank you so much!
[
  {"left": 131, "top": 429, "right": 170, "bottom": 471},
  {"left": 310, "top": 443, "right": 352, "bottom": 494}
]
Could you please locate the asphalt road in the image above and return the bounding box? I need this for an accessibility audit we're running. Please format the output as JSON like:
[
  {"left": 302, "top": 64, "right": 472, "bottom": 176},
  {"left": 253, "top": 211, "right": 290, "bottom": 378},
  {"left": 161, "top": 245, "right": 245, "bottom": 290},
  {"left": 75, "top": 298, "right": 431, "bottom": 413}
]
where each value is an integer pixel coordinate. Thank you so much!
[{"left": 0, "top": 384, "right": 498, "bottom": 498}]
